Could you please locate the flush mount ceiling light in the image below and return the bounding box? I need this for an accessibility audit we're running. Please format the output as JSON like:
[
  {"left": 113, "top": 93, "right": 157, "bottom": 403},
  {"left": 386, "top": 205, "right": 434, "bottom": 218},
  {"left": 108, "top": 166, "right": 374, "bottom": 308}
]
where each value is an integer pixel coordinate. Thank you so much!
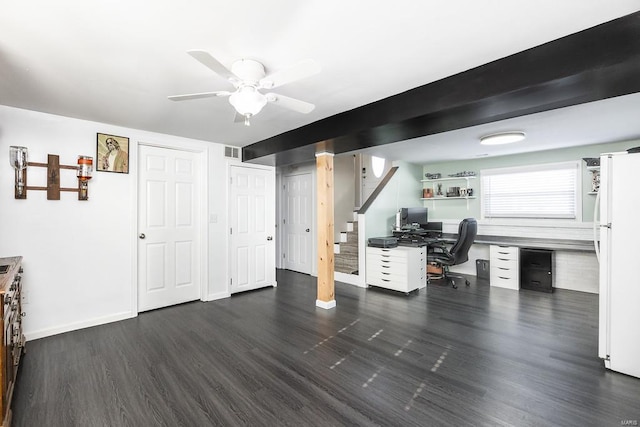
[{"left": 480, "top": 131, "right": 526, "bottom": 145}]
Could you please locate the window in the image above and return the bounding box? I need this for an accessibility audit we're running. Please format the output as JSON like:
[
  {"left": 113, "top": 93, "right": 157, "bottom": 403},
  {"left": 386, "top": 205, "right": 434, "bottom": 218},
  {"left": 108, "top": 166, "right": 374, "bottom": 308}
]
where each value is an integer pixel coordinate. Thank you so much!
[
  {"left": 481, "top": 161, "right": 580, "bottom": 219},
  {"left": 371, "top": 156, "right": 385, "bottom": 178}
]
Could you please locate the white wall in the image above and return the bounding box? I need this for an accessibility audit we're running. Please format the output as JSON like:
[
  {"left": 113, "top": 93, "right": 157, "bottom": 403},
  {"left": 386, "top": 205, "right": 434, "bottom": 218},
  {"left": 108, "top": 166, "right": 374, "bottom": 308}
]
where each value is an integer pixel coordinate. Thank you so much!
[
  {"left": 0, "top": 105, "right": 233, "bottom": 340},
  {"left": 334, "top": 154, "right": 356, "bottom": 241},
  {"left": 365, "top": 160, "right": 423, "bottom": 239}
]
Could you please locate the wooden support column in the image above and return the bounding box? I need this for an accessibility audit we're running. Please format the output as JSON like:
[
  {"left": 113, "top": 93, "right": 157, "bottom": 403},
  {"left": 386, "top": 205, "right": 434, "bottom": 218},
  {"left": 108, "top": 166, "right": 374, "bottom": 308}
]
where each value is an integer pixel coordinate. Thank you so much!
[{"left": 316, "top": 152, "right": 336, "bottom": 309}]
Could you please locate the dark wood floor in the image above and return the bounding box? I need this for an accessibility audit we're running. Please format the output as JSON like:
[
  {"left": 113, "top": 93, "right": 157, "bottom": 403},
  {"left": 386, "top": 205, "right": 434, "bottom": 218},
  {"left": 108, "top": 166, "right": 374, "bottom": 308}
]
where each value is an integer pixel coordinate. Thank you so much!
[{"left": 12, "top": 270, "right": 640, "bottom": 426}]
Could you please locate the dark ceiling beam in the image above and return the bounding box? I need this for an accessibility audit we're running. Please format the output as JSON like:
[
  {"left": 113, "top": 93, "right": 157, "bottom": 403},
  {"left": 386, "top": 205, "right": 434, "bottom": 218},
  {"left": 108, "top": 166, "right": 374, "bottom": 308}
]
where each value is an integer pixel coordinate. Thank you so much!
[{"left": 243, "top": 11, "right": 640, "bottom": 166}]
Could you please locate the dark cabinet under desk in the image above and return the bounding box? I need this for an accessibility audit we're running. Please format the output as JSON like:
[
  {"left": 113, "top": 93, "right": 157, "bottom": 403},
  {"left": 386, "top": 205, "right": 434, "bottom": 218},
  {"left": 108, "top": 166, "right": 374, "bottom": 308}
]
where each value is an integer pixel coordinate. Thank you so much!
[{"left": 520, "top": 248, "right": 553, "bottom": 293}]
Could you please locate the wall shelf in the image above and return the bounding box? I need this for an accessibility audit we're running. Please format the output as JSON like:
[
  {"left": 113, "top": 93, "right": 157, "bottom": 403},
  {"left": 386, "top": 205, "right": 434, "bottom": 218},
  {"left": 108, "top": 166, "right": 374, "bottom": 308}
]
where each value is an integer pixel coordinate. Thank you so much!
[
  {"left": 421, "top": 176, "right": 477, "bottom": 183},
  {"left": 421, "top": 196, "right": 477, "bottom": 200},
  {"left": 585, "top": 165, "right": 600, "bottom": 195},
  {"left": 421, "top": 175, "right": 476, "bottom": 209}
]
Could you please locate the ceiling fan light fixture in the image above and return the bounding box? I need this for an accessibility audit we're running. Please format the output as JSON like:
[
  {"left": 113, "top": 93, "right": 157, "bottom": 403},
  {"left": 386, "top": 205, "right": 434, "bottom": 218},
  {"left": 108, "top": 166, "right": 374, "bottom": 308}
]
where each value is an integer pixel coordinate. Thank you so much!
[
  {"left": 480, "top": 131, "right": 526, "bottom": 145},
  {"left": 229, "top": 86, "right": 267, "bottom": 117}
]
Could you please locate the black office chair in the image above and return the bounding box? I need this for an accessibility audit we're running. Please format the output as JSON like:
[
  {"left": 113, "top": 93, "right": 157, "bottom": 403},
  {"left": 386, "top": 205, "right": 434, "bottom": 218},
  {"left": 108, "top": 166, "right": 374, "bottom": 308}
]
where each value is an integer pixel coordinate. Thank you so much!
[{"left": 427, "top": 218, "right": 477, "bottom": 289}]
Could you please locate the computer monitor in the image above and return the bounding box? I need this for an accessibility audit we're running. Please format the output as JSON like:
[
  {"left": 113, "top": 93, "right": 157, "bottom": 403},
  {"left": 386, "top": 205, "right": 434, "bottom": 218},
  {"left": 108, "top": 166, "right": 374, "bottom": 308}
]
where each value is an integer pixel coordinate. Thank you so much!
[
  {"left": 401, "top": 207, "right": 428, "bottom": 228},
  {"left": 423, "top": 221, "right": 443, "bottom": 237}
]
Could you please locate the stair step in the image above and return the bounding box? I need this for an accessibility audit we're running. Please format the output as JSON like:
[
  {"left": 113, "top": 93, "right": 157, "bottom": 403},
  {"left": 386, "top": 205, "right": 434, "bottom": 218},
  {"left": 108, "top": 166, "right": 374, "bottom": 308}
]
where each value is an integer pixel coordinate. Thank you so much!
[
  {"left": 337, "top": 242, "right": 357, "bottom": 253},
  {"left": 335, "top": 252, "right": 359, "bottom": 274}
]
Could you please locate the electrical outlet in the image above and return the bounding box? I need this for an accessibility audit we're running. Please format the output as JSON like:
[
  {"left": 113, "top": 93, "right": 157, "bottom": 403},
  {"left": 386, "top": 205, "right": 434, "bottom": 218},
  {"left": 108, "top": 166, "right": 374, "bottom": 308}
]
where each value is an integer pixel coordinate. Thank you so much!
[{"left": 21, "top": 290, "right": 28, "bottom": 304}]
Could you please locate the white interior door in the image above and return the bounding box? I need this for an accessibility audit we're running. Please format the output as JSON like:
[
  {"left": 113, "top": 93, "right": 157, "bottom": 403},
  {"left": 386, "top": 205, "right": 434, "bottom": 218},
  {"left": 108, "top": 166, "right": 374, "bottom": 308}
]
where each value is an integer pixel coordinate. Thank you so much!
[
  {"left": 359, "top": 154, "right": 390, "bottom": 205},
  {"left": 283, "top": 173, "right": 313, "bottom": 274},
  {"left": 230, "top": 165, "right": 276, "bottom": 294},
  {"left": 138, "top": 145, "right": 201, "bottom": 312}
]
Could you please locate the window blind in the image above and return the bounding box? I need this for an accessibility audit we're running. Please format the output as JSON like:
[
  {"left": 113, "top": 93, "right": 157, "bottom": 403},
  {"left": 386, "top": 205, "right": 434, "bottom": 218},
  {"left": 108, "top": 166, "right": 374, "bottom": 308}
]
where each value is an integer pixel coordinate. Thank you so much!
[{"left": 481, "top": 161, "right": 579, "bottom": 219}]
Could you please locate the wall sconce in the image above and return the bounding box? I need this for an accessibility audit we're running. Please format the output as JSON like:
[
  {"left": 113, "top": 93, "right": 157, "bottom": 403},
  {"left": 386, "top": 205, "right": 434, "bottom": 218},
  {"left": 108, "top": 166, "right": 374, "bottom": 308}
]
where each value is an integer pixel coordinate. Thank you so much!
[
  {"left": 8, "top": 146, "right": 93, "bottom": 201},
  {"left": 9, "top": 146, "right": 28, "bottom": 199},
  {"left": 77, "top": 156, "right": 93, "bottom": 200}
]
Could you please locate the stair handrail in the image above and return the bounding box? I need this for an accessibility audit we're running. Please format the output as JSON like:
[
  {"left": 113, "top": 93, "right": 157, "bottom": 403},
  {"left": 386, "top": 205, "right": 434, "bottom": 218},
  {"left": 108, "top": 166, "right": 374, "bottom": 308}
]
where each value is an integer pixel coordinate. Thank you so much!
[{"left": 357, "top": 166, "right": 398, "bottom": 214}]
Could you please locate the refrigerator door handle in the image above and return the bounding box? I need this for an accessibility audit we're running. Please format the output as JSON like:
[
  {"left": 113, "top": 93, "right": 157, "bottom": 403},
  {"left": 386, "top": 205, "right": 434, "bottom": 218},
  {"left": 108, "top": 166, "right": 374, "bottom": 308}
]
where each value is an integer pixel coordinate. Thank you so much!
[{"left": 594, "top": 190, "right": 601, "bottom": 263}]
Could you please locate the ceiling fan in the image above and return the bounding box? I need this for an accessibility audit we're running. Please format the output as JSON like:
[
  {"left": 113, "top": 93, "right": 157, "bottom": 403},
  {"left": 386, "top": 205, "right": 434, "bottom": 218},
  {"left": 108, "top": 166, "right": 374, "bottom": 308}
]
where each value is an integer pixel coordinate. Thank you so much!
[{"left": 169, "top": 50, "right": 321, "bottom": 126}]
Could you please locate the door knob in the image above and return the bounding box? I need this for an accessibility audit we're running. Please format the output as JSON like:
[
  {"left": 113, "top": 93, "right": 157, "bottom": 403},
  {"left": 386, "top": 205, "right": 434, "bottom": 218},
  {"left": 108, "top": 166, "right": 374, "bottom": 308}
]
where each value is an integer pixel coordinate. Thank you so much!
[
  {"left": 139, "top": 233, "right": 146, "bottom": 239},
  {"left": 267, "top": 236, "right": 273, "bottom": 241},
  {"left": 306, "top": 228, "right": 310, "bottom": 232}
]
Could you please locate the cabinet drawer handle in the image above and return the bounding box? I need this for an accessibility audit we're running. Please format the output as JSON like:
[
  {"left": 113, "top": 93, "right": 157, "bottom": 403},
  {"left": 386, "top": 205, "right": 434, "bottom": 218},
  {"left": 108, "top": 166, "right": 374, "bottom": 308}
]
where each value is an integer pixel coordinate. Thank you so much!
[
  {"left": 381, "top": 265, "right": 390, "bottom": 268},
  {"left": 498, "top": 267, "right": 508, "bottom": 270},
  {"left": 381, "top": 279, "right": 390, "bottom": 282},
  {"left": 498, "top": 276, "right": 509, "bottom": 280},
  {"left": 382, "top": 272, "right": 390, "bottom": 275}
]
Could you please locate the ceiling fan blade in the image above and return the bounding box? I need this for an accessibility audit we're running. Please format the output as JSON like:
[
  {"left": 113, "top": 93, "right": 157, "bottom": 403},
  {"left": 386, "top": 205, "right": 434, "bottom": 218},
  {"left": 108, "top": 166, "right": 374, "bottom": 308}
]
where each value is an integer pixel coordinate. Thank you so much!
[
  {"left": 187, "top": 50, "right": 237, "bottom": 81},
  {"left": 260, "top": 59, "right": 320, "bottom": 89},
  {"left": 168, "top": 91, "right": 231, "bottom": 101},
  {"left": 265, "top": 93, "right": 315, "bottom": 114}
]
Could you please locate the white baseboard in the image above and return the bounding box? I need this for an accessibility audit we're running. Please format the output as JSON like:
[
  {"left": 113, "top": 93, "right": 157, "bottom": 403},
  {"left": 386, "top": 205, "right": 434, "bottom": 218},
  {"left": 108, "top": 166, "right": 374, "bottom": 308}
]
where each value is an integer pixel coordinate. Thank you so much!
[
  {"left": 205, "top": 291, "right": 231, "bottom": 302},
  {"left": 316, "top": 299, "right": 336, "bottom": 309},
  {"left": 25, "top": 310, "right": 136, "bottom": 341},
  {"left": 335, "top": 271, "right": 366, "bottom": 287}
]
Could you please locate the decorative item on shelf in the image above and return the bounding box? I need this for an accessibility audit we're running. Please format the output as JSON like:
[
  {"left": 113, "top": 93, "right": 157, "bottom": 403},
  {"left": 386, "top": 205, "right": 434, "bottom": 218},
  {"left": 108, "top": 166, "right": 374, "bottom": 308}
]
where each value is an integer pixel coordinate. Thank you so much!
[
  {"left": 582, "top": 157, "right": 600, "bottom": 167},
  {"left": 422, "top": 188, "right": 433, "bottom": 198},
  {"left": 8, "top": 146, "right": 93, "bottom": 201},
  {"left": 448, "top": 171, "right": 476, "bottom": 177},
  {"left": 446, "top": 186, "right": 460, "bottom": 197},
  {"left": 592, "top": 171, "right": 600, "bottom": 193},
  {"left": 436, "top": 183, "right": 443, "bottom": 196},
  {"left": 460, "top": 188, "right": 468, "bottom": 197},
  {"left": 467, "top": 188, "right": 474, "bottom": 196},
  {"left": 424, "top": 172, "right": 441, "bottom": 179}
]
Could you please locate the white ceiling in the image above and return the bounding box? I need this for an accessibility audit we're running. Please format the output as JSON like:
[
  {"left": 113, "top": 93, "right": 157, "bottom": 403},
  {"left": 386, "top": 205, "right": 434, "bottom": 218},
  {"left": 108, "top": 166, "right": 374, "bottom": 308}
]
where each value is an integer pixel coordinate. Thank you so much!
[{"left": 1, "top": 1, "right": 639, "bottom": 163}]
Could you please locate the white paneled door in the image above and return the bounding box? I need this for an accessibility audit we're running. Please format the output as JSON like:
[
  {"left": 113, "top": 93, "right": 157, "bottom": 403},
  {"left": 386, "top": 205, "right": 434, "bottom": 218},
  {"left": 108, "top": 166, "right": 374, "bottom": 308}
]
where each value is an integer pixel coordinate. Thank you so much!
[
  {"left": 283, "top": 173, "right": 313, "bottom": 274},
  {"left": 138, "top": 145, "right": 201, "bottom": 312},
  {"left": 230, "top": 165, "right": 276, "bottom": 294}
]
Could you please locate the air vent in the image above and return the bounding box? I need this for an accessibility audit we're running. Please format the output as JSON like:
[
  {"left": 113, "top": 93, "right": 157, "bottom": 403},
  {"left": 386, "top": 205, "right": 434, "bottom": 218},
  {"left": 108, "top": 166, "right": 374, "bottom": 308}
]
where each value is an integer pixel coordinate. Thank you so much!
[{"left": 224, "top": 146, "right": 239, "bottom": 159}]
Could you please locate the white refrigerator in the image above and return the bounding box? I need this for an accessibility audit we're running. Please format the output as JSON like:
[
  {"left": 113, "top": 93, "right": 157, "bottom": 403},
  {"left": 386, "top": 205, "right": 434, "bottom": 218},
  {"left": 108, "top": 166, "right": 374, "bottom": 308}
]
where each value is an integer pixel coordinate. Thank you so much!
[{"left": 598, "top": 150, "right": 640, "bottom": 378}]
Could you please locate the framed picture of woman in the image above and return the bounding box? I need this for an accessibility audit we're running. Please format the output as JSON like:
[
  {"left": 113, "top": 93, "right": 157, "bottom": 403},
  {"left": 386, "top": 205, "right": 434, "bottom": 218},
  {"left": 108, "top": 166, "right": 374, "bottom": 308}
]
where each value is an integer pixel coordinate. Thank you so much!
[{"left": 97, "top": 133, "right": 129, "bottom": 174}]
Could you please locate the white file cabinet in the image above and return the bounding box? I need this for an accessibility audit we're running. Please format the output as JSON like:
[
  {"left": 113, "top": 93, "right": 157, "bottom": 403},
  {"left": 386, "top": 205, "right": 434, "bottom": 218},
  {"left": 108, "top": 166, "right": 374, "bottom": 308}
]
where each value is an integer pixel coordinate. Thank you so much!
[
  {"left": 490, "top": 245, "right": 520, "bottom": 290},
  {"left": 366, "top": 246, "right": 427, "bottom": 294}
]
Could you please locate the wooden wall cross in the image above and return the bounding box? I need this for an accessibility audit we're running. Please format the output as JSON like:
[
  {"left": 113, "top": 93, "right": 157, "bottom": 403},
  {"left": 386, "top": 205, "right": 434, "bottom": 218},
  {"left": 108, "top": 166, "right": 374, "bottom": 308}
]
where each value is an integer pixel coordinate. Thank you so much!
[{"left": 20, "top": 154, "right": 86, "bottom": 200}]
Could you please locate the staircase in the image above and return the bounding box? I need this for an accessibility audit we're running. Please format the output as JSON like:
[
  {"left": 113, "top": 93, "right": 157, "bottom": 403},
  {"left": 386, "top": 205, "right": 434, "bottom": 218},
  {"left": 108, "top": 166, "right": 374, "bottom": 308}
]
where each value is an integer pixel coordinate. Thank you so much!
[{"left": 334, "top": 217, "right": 359, "bottom": 275}]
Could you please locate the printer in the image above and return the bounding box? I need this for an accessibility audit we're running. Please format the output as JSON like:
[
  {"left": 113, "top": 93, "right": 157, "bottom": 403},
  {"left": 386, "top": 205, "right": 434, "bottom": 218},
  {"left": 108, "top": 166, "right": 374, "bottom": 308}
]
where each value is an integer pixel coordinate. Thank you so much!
[{"left": 367, "top": 236, "right": 398, "bottom": 248}]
